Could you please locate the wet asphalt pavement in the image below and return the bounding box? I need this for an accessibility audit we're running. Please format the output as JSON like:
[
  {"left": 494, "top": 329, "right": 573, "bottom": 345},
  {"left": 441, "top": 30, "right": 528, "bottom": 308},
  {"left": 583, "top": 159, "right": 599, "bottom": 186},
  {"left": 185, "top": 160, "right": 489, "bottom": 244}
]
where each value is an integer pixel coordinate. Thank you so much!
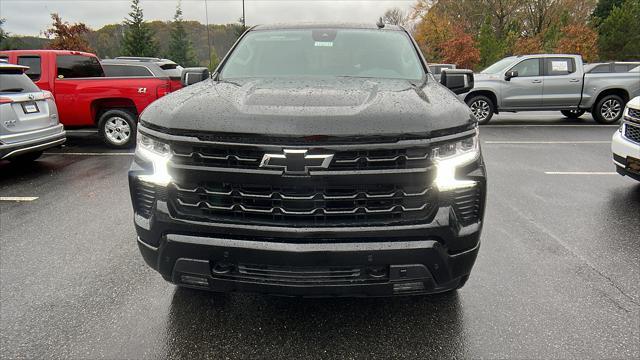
[{"left": 1, "top": 113, "right": 639, "bottom": 359}]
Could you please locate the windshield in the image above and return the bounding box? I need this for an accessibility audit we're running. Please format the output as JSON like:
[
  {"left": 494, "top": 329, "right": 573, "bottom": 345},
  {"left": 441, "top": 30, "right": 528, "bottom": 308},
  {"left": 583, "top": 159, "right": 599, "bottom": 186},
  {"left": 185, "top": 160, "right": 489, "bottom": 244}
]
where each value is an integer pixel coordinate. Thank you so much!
[
  {"left": 220, "top": 29, "right": 425, "bottom": 81},
  {"left": 481, "top": 57, "right": 517, "bottom": 74}
]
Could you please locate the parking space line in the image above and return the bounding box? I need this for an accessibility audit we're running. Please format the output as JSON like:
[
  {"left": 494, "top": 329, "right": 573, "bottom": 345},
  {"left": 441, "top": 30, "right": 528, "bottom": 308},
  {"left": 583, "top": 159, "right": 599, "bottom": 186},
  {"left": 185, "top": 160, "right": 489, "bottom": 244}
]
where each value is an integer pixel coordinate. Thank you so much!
[
  {"left": 484, "top": 141, "right": 610, "bottom": 144},
  {"left": 0, "top": 197, "right": 39, "bottom": 201},
  {"left": 43, "top": 152, "right": 134, "bottom": 156},
  {"left": 482, "top": 125, "right": 618, "bottom": 128},
  {"left": 544, "top": 172, "right": 617, "bottom": 175}
]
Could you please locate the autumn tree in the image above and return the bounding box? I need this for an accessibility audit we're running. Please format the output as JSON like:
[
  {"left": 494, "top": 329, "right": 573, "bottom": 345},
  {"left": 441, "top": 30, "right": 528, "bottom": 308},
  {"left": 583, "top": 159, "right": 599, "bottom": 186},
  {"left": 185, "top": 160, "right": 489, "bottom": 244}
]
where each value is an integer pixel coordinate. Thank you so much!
[
  {"left": 598, "top": 0, "right": 640, "bottom": 60},
  {"left": 167, "top": 2, "right": 197, "bottom": 66},
  {"left": 554, "top": 24, "right": 599, "bottom": 62},
  {"left": 512, "top": 36, "right": 545, "bottom": 55},
  {"left": 412, "top": 7, "right": 454, "bottom": 62},
  {"left": 441, "top": 30, "right": 481, "bottom": 69},
  {"left": 45, "top": 13, "right": 93, "bottom": 52},
  {"left": 121, "top": 0, "right": 158, "bottom": 57}
]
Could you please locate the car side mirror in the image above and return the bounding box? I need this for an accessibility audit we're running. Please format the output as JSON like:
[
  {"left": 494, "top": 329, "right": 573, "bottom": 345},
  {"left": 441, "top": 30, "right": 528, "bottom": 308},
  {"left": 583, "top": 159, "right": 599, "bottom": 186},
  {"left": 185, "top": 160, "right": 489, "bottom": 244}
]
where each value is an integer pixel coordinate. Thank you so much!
[
  {"left": 440, "top": 69, "right": 474, "bottom": 95},
  {"left": 181, "top": 67, "right": 210, "bottom": 86},
  {"left": 505, "top": 70, "right": 518, "bottom": 81}
]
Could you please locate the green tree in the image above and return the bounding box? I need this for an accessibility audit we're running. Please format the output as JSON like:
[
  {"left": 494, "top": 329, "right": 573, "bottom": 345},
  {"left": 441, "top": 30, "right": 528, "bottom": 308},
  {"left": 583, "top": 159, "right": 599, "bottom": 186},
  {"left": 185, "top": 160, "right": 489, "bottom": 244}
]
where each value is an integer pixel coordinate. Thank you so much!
[
  {"left": 167, "top": 2, "right": 197, "bottom": 66},
  {"left": 121, "top": 0, "right": 158, "bottom": 57},
  {"left": 598, "top": 0, "right": 640, "bottom": 60},
  {"left": 591, "top": 0, "right": 625, "bottom": 23},
  {"left": 208, "top": 47, "right": 220, "bottom": 71},
  {"left": 0, "top": 18, "right": 7, "bottom": 44},
  {"left": 477, "top": 17, "right": 504, "bottom": 68}
]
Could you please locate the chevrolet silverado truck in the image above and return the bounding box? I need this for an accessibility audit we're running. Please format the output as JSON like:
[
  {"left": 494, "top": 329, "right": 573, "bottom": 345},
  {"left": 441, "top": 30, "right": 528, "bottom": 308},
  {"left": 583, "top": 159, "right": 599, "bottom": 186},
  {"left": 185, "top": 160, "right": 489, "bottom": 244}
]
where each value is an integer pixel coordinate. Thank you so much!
[
  {"left": 0, "top": 50, "right": 176, "bottom": 148},
  {"left": 129, "top": 23, "right": 485, "bottom": 297},
  {"left": 462, "top": 54, "right": 640, "bottom": 124}
]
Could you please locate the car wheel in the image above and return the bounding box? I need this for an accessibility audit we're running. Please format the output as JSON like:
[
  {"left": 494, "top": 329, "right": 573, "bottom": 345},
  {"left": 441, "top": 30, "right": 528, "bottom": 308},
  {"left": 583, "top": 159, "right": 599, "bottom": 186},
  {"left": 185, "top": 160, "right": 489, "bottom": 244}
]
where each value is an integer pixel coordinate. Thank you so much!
[
  {"left": 593, "top": 95, "right": 624, "bottom": 124},
  {"left": 8, "top": 151, "right": 43, "bottom": 163},
  {"left": 466, "top": 95, "right": 495, "bottom": 125},
  {"left": 561, "top": 110, "right": 586, "bottom": 119},
  {"left": 98, "top": 109, "right": 137, "bottom": 148}
]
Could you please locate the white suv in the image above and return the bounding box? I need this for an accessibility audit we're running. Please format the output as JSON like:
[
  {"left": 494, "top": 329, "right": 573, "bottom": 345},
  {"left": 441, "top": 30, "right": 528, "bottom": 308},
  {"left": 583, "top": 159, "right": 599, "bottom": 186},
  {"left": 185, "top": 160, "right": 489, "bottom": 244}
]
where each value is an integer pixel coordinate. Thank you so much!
[{"left": 612, "top": 96, "right": 640, "bottom": 181}]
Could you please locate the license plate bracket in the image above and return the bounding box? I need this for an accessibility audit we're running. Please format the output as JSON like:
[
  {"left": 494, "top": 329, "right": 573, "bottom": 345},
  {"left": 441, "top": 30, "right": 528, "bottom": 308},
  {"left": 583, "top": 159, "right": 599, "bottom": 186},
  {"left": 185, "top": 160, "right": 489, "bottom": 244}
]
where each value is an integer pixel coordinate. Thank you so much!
[{"left": 21, "top": 102, "right": 39, "bottom": 114}]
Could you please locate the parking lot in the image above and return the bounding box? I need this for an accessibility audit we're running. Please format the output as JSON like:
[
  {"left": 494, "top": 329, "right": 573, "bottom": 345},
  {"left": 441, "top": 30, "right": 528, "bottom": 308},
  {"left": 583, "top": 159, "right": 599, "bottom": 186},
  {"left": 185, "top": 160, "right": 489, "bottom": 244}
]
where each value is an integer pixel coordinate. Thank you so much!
[{"left": 1, "top": 112, "right": 638, "bottom": 359}]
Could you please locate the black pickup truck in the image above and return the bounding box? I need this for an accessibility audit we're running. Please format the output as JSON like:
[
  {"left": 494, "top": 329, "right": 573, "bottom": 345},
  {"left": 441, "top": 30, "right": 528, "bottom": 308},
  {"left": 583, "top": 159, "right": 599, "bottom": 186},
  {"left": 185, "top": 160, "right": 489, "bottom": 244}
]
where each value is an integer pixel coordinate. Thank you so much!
[{"left": 129, "top": 23, "right": 486, "bottom": 297}]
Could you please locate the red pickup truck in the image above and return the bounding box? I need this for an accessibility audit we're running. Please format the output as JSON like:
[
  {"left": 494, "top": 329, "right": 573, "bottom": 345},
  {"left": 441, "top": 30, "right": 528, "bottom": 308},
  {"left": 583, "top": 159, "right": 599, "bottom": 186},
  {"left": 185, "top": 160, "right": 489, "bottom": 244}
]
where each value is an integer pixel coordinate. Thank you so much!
[{"left": 0, "top": 50, "right": 175, "bottom": 148}]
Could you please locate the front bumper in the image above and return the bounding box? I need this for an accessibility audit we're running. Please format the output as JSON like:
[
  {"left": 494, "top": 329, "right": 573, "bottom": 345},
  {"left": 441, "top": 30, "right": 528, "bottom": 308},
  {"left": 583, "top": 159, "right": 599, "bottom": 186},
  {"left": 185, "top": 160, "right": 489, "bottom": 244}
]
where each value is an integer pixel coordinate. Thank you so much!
[
  {"left": 0, "top": 124, "right": 66, "bottom": 159},
  {"left": 138, "top": 233, "right": 479, "bottom": 296},
  {"left": 612, "top": 129, "right": 640, "bottom": 181}
]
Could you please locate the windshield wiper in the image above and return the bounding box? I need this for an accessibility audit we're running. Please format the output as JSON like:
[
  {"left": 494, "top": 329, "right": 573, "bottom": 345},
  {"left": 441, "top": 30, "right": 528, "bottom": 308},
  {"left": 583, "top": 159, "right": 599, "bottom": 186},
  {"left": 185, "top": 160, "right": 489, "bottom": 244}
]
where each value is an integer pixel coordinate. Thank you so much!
[{"left": 0, "top": 88, "right": 25, "bottom": 93}]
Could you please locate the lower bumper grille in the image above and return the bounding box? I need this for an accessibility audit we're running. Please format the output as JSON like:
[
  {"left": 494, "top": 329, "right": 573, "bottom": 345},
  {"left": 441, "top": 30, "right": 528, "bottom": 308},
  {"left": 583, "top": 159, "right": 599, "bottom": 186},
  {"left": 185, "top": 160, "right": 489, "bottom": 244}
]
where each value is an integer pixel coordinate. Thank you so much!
[
  {"left": 215, "top": 263, "right": 387, "bottom": 285},
  {"left": 169, "top": 181, "right": 438, "bottom": 227},
  {"left": 624, "top": 123, "right": 640, "bottom": 144}
]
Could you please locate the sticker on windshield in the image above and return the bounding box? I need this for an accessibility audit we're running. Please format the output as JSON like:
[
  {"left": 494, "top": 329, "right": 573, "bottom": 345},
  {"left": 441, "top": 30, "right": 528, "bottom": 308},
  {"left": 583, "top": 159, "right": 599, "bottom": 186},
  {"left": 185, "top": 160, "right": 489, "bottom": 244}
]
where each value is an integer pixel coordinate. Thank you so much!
[
  {"left": 314, "top": 41, "right": 333, "bottom": 47},
  {"left": 551, "top": 61, "right": 568, "bottom": 72}
]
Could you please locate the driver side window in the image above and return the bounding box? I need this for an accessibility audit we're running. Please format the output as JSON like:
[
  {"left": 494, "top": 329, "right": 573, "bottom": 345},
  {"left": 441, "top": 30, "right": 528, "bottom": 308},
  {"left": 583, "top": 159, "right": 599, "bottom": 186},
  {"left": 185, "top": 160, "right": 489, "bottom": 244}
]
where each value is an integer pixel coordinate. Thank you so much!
[{"left": 509, "top": 59, "right": 540, "bottom": 77}]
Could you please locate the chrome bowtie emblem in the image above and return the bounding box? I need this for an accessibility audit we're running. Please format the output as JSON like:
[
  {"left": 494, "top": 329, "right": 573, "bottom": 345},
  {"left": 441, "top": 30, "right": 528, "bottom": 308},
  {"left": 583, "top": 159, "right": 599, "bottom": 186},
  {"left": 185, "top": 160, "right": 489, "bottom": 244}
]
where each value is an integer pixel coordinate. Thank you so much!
[{"left": 260, "top": 149, "right": 334, "bottom": 175}]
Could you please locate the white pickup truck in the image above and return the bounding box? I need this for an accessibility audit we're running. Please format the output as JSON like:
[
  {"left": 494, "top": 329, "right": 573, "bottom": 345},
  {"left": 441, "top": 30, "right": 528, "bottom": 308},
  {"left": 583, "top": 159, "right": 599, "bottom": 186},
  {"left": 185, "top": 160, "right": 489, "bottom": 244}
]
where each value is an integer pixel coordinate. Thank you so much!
[{"left": 460, "top": 54, "right": 640, "bottom": 124}]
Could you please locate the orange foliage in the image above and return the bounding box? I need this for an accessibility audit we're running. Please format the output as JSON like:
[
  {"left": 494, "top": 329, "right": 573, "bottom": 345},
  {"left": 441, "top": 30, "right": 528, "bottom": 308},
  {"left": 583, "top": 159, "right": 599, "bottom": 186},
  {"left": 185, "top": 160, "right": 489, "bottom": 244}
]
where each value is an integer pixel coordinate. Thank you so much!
[
  {"left": 554, "top": 24, "right": 599, "bottom": 62},
  {"left": 441, "top": 30, "right": 481, "bottom": 69},
  {"left": 45, "top": 13, "right": 93, "bottom": 52},
  {"left": 512, "top": 36, "right": 544, "bottom": 55}
]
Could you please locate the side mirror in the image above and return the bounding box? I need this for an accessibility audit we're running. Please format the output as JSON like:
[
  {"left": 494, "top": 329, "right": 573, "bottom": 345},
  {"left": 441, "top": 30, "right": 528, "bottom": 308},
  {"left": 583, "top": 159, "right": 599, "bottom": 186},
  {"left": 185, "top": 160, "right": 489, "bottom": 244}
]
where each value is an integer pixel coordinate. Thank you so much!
[
  {"left": 440, "top": 69, "right": 474, "bottom": 95},
  {"left": 181, "top": 67, "right": 210, "bottom": 86},
  {"left": 505, "top": 70, "right": 518, "bottom": 81}
]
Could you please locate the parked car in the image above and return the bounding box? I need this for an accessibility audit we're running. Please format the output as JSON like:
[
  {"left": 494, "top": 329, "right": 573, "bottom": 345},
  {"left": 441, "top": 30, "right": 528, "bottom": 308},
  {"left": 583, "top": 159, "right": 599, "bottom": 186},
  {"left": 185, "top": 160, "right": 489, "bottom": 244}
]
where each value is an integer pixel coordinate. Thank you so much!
[
  {"left": 0, "top": 50, "right": 175, "bottom": 148},
  {"left": 463, "top": 54, "right": 640, "bottom": 124},
  {"left": 612, "top": 96, "right": 640, "bottom": 181},
  {"left": 584, "top": 62, "right": 640, "bottom": 74},
  {"left": 429, "top": 63, "right": 456, "bottom": 81},
  {"left": 0, "top": 62, "right": 65, "bottom": 162},
  {"left": 104, "top": 57, "right": 184, "bottom": 92},
  {"left": 129, "top": 23, "right": 484, "bottom": 297}
]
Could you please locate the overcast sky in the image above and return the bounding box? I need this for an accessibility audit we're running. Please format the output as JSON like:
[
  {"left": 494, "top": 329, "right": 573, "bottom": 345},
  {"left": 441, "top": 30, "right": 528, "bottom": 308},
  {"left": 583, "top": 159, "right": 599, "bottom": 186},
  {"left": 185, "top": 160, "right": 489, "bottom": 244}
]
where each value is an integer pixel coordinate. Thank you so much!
[{"left": 1, "top": 0, "right": 415, "bottom": 36}]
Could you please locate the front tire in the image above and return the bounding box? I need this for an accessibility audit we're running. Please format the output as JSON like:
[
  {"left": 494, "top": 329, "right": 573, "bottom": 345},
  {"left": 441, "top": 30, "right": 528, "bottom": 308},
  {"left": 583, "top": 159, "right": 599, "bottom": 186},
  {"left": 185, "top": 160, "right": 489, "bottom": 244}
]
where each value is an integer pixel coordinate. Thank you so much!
[
  {"left": 593, "top": 95, "right": 624, "bottom": 124},
  {"left": 561, "top": 109, "right": 586, "bottom": 119},
  {"left": 98, "top": 109, "right": 137, "bottom": 148},
  {"left": 466, "top": 95, "right": 495, "bottom": 125}
]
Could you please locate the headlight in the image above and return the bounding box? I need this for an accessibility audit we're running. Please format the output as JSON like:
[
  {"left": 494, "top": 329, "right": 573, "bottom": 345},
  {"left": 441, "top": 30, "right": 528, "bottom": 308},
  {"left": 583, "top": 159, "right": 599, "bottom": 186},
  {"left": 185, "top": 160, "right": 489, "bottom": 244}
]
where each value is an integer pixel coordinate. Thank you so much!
[
  {"left": 432, "top": 131, "right": 480, "bottom": 192},
  {"left": 137, "top": 132, "right": 173, "bottom": 186}
]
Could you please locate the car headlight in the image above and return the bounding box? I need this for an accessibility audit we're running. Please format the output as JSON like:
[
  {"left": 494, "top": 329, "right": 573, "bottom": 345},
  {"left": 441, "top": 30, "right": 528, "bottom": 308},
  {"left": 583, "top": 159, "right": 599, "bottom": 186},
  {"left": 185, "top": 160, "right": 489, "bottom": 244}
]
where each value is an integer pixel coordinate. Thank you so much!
[
  {"left": 136, "top": 131, "right": 173, "bottom": 186},
  {"left": 432, "top": 131, "right": 480, "bottom": 192}
]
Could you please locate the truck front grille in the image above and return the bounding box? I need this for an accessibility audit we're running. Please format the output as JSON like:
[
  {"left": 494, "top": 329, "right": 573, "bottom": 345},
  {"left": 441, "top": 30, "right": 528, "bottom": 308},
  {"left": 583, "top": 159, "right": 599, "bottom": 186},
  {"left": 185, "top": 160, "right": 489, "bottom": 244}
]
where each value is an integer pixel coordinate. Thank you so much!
[
  {"left": 624, "top": 123, "right": 640, "bottom": 144},
  {"left": 171, "top": 144, "right": 431, "bottom": 171},
  {"left": 627, "top": 108, "right": 640, "bottom": 121},
  {"left": 170, "top": 181, "right": 438, "bottom": 227}
]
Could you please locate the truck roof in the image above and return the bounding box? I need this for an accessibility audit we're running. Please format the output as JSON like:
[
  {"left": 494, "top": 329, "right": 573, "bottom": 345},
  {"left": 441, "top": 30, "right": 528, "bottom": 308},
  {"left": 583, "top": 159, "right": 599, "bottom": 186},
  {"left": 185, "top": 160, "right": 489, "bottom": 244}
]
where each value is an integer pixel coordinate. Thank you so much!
[
  {"left": 0, "top": 49, "right": 97, "bottom": 57},
  {"left": 252, "top": 22, "right": 405, "bottom": 31}
]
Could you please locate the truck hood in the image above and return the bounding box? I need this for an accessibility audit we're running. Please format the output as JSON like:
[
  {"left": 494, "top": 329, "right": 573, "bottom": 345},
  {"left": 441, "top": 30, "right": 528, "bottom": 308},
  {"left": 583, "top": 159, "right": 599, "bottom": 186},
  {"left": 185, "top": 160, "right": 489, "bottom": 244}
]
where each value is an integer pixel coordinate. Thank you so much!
[{"left": 141, "top": 77, "right": 474, "bottom": 137}]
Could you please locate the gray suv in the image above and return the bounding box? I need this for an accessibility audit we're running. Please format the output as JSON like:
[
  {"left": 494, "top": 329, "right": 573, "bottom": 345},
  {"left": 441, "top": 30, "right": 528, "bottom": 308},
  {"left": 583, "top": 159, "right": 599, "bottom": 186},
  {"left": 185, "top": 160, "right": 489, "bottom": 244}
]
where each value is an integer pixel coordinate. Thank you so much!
[{"left": 0, "top": 63, "right": 65, "bottom": 162}]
